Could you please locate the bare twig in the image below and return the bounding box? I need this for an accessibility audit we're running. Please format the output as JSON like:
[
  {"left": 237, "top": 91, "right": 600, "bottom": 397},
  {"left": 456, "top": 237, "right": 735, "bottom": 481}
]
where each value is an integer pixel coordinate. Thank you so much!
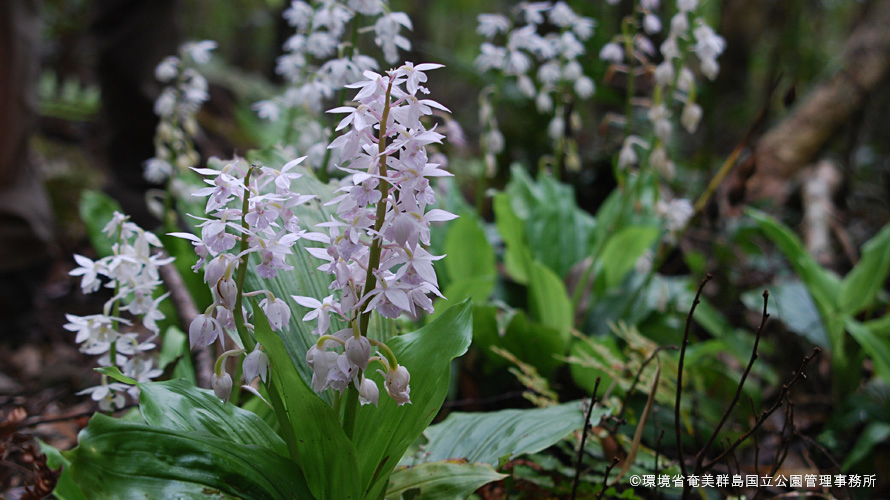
[
  {"left": 654, "top": 428, "right": 665, "bottom": 473},
  {"left": 675, "top": 274, "right": 712, "bottom": 482},
  {"left": 702, "top": 347, "right": 821, "bottom": 470},
  {"left": 595, "top": 457, "right": 621, "bottom": 500},
  {"left": 571, "top": 376, "right": 601, "bottom": 500},
  {"left": 749, "top": 397, "right": 761, "bottom": 478},
  {"left": 694, "top": 290, "right": 770, "bottom": 471}
]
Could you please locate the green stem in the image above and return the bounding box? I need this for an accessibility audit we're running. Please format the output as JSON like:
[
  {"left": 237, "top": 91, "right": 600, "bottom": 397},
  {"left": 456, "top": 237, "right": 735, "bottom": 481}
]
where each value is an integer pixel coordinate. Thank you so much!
[
  {"left": 233, "top": 168, "right": 257, "bottom": 353},
  {"left": 344, "top": 77, "right": 394, "bottom": 440},
  {"left": 341, "top": 382, "right": 360, "bottom": 438},
  {"left": 358, "top": 78, "right": 395, "bottom": 338}
]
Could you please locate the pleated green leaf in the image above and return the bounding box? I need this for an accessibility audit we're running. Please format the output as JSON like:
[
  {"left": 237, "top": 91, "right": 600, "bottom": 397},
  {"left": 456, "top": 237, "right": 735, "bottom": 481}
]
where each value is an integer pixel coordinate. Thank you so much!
[
  {"left": 67, "top": 413, "right": 314, "bottom": 500},
  {"left": 253, "top": 306, "right": 363, "bottom": 500},
  {"left": 138, "top": 379, "right": 288, "bottom": 458},
  {"left": 385, "top": 461, "right": 506, "bottom": 500},
  {"left": 421, "top": 401, "right": 608, "bottom": 466},
  {"left": 353, "top": 300, "right": 474, "bottom": 500}
]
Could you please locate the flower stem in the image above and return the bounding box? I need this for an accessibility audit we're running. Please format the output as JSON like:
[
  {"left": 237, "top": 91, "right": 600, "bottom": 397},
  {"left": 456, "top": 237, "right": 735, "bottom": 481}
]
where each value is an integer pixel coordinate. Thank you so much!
[
  {"left": 343, "top": 76, "right": 394, "bottom": 440},
  {"left": 341, "top": 382, "right": 360, "bottom": 439},
  {"left": 233, "top": 167, "right": 257, "bottom": 353},
  {"left": 358, "top": 76, "right": 395, "bottom": 338}
]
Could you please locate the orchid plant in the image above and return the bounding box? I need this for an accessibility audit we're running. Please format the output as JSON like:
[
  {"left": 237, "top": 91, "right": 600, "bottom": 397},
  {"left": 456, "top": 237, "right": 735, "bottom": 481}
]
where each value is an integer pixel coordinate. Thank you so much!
[
  {"left": 62, "top": 61, "right": 487, "bottom": 499},
  {"left": 52, "top": 1, "right": 806, "bottom": 499}
]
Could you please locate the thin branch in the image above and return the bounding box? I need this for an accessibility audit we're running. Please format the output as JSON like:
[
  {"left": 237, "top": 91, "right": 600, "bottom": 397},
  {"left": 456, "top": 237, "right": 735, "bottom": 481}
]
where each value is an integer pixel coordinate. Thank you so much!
[
  {"left": 675, "top": 273, "right": 712, "bottom": 482},
  {"left": 702, "top": 347, "right": 821, "bottom": 470},
  {"left": 749, "top": 397, "right": 760, "bottom": 479},
  {"left": 694, "top": 290, "right": 770, "bottom": 471},
  {"left": 595, "top": 457, "right": 622, "bottom": 500},
  {"left": 654, "top": 428, "right": 665, "bottom": 473},
  {"left": 571, "top": 376, "right": 601, "bottom": 500}
]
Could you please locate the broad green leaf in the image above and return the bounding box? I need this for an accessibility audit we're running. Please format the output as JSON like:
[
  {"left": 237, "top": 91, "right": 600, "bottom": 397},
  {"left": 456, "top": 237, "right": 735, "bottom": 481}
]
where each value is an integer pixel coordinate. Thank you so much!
[
  {"left": 353, "top": 300, "right": 474, "bottom": 500},
  {"left": 158, "top": 325, "right": 196, "bottom": 384},
  {"left": 253, "top": 306, "right": 362, "bottom": 500},
  {"left": 741, "top": 281, "right": 829, "bottom": 349},
  {"left": 842, "top": 422, "right": 890, "bottom": 471},
  {"left": 443, "top": 212, "right": 496, "bottom": 284},
  {"left": 839, "top": 223, "right": 890, "bottom": 314},
  {"left": 78, "top": 190, "right": 122, "bottom": 258},
  {"left": 746, "top": 209, "right": 841, "bottom": 318},
  {"left": 473, "top": 306, "right": 565, "bottom": 377},
  {"left": 497, "top": 310, "right": 566, "bottom": 378},
  {"left": 597, "top": 226, "right": 659, "bottom": 290},
  {"left": 746, "top": 209, "right": 846, "bottom": 364},
  {"left": 67, "top": 414, "right": 314, "bottom": 499},
  {"left": 847, "top": 319, "right": 890, "bottom": 383},
  {"left": 504, "top": 166, "right": 595, "bottom": 278},
  {"left": 138, "top": 379, "right": 288, "bottom": 458},
  {"left": 160, "top": 232, "right": 213, "bottom": 310},
  {"left": 385, "top": 461, "right": 506, "bottom": 500},
  {"left": 528, "top": 260, "right": 573, "bottom": 334},
  {"left": 447, "top": 275, "right": 496, "bottom": 301},
  {"left": 421, "top": 401, "right": 608, "bottom": 466},
  {"left": 39, "top": 439, "right": 87, "bottom": 500},
  {"left": 493, "top": 192, "right": 532, "bottom": 283}
]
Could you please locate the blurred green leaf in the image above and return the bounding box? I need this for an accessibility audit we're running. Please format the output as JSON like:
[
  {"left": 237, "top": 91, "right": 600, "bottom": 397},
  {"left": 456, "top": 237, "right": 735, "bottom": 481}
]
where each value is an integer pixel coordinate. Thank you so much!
[
  {"left": 444, "top": 212, "right": 496, "bottom": 283},
  {"left": 493, "top": 192, "right": 532, "bottom": 284},
  {"left": 847, "top": 319, "right": 890, "bottom": 384},
  {"left": 474, "top": 308, "right": 566, "bottom": 378},
  {"left": 385, "top": 461, "right": 506, "bottom": 500},
  {"left": 839, "top": 223, "right": 890, "bottom": 314},
  {"left": 528, "top": 260, "right": 573, "bottom": 335},
  {"left": 741, "top": 281, "right": 829, "bottom": 348},
  {"left": 78, "top": 190, "right": 122, "bottom": 258},
  {"left": 504, "top": 166, "right": 595, "bottom": 278},
  {"left": 597, "top": 225, "right": 659, "bottom": 290},
  {"left": 158, "top": 325, "right": 196, "bottom": 384},
  {"left": 746, "top": 209, "right": 841, "bottom": 317},
  {"left": 841, "top": 422, "right": 890, "bottom": 471}
]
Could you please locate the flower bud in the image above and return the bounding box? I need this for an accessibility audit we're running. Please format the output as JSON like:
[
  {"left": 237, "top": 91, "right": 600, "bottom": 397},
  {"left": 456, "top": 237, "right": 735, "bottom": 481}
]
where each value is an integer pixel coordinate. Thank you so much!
[
  {"left": 381, "top": 365, "right": 411, "bottom": 406},
  {"left": 681, "top": 103, "right": 703, "bottom": 134},
  {"left": 599, "top": 42, "right": 624, "bottom": 64},
  {"left": 243, "top": 344, "right": 270, "bottom": 383},
  {"left": 358, "top": 377, "right": 379, "bottom": 406},
  {"left": 212, "top": 371, "right": 233, "bottom": 402},
  {"left": 188, "top": 313, "right": 221, "bottom": 348},
  {"left": 216, "top": 277, "right": 238, "bottom": 310},
  {"left": 345, "top": 336, "right": 371, "bottom": 370},
  {"left": 261, "top": 297, "right": 291, "bottom": 332}
]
